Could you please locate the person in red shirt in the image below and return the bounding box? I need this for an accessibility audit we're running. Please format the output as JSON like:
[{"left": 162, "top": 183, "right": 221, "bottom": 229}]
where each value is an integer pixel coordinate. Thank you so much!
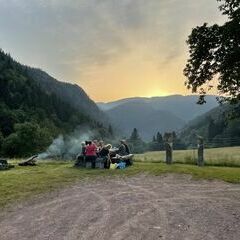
[{"left": 85, "top": 141, "right": 97, "bottom": 168}]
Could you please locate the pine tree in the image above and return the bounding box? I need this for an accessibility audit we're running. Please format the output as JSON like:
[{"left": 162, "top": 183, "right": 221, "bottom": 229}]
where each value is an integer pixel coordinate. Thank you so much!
[
  {"left": 156, "top": 132, "right": 163, "bottom": 143},
  {"left": 130, "top": 128, "right": 140, "bottom": 141},
  {"left": 128, "top": 128, "right": 146, "bottom": 153},
  {"left": 172, "top": 131, "right": 177, "bottom": 141}
]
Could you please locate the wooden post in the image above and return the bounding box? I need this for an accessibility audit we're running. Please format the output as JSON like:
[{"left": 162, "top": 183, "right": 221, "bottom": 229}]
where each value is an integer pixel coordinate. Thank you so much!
[
  {"left": 165, "top": 142, "right": 173, "bottom": 164},
  {"left": 164, "top": 133, "right": 173, "bottom": 164},
  {"left": 197, "top": 136, "right": 204, "bottom": 166}
]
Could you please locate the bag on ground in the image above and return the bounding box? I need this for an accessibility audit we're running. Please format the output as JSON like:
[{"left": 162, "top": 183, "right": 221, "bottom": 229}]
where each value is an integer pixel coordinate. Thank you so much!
[{"left": 110, "top": 163, "right": 118, "bottom": 170}]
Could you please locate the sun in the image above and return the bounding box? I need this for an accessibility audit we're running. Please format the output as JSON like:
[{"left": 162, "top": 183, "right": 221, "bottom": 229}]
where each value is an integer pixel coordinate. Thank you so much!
[{"left": 143, "top": 90, "right": 169, "bottom": 98}]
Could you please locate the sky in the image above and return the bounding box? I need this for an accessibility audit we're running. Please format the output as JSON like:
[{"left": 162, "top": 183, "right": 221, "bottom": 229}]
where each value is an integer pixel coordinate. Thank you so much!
[{"left": 0, "top": 0, "right": 224, "bottom": 102}]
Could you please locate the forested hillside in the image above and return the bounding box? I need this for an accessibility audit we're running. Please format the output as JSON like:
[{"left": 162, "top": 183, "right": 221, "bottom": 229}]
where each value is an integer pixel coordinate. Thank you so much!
[
  {"left": 180, "top": 104, "right": 240, "bottom": 148},
  {"left": 98, "top": 95, "right": 218, "bottom": 140},
  {"left": 0, "top": 50, "right": 108, "bottom": 157},
  {"left": 26, "top": 68, "right": 106, "bottom": 122},
  {"left": 105, "top": 101, "right": 186, "bottom": 140}
]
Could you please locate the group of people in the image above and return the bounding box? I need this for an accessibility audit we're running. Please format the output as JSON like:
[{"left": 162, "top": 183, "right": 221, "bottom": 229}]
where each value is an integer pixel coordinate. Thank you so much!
[{"left": 75, "top": 139, "right": 132, "bottom": 169}]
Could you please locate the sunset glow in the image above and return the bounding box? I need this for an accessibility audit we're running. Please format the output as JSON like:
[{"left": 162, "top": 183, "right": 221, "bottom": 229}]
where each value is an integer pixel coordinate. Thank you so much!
[{"left": 0, "top": 0, "right": 224, "bottom": 102}]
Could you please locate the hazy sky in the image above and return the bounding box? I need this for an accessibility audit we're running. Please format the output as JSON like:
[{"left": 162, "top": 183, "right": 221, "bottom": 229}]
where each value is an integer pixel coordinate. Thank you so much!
[{"left": 0, "top": 0, "right": 224, "bottom": 102}]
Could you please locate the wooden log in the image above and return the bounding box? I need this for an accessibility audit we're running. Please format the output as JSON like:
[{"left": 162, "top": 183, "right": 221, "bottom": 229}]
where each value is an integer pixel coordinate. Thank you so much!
[{"left": 19, "top": 155, "right": 38, "bottom": 166}]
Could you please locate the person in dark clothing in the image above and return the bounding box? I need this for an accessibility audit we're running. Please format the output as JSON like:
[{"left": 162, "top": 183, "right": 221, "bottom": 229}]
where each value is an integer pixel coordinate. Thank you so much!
[
  {"left": 75, "top": 142, "right": 86, "bottom": 167},
  {"left": 122, "top": 140, "right": 130, "bottom": 154},
  {"left": 117, "top": 140, "right": 133, "bottom": 166},
  {"left": 81, "top": 142, "right": 86, "bottom": 155},
  {"left": 98, "top": 147, "right": 109, "bottom": 157},
  {"left": 118, "top": 140, "right": 128, "bottom": 156},
  {"left": 98, "top": 144, "right": 112, "bottom": 168}
]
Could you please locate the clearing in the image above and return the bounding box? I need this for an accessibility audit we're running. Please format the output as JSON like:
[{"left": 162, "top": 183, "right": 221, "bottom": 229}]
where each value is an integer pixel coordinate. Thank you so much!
[{"left": 0, "top": 174, "right": 240, "bottom": 240}]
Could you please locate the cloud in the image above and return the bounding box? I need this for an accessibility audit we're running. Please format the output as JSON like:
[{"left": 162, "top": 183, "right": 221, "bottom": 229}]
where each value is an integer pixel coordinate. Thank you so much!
[{"left": 0, "top": 0, "right": 224, "bottom": 98}]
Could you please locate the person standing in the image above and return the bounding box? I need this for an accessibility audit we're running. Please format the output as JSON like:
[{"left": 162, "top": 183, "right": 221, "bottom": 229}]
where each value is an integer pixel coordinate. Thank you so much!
[
  {"left": 81, "top": 142, "right": 86, "bottom": 155},
  {"left": 85, "top": 141, "right": 97, "bottom": 168},
  {"left": 98, "top": 144, "right": 112, "bottom": 168},
  {"left": 75, "top": 142, "right": 86, "bottom": 167}
]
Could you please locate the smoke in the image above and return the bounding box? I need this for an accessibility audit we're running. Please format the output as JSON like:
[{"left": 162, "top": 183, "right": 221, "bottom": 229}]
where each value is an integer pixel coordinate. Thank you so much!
[{"left": 38, "top": 126, "right": 97, "bottom": 160}]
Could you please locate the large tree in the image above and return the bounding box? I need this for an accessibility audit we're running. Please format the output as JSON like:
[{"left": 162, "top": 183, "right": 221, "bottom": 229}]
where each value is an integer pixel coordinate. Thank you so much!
[{"left": 184, "top": 0, "right": 240, "bottom": 104}]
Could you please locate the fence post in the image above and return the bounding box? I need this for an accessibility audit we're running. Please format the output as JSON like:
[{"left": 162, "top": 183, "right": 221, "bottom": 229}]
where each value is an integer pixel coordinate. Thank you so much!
[
  {"left": 197, "top": 136, "right": 204, "bottom": 166},
  {"left": 165, "top": 142, "right": 173, "bottom": 164},
  {"left": 164, "top": 133, "right": 173, "bottom": 164}
]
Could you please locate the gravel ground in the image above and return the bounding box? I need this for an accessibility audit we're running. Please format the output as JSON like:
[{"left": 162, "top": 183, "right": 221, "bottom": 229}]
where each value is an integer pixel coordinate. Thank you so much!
[{"left": 0, "top": 174, "right": 240, "bottom": 240}]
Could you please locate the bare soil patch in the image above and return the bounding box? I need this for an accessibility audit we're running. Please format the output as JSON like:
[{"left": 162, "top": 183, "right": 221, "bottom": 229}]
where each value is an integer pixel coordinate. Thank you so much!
[{"left": 1, "top": 174, "right": 240, "bottom": 240}]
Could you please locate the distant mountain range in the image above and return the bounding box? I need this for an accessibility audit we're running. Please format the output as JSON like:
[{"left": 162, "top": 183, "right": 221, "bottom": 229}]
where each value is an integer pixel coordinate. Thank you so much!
[{"left": 98, "top": 95, "right": 218, "bottom": 140}]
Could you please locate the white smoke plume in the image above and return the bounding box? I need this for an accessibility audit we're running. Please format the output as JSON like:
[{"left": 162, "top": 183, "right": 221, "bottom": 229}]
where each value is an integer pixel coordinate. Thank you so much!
[{"left": 38, "top": 126, "right": 97, "bottom": 160}]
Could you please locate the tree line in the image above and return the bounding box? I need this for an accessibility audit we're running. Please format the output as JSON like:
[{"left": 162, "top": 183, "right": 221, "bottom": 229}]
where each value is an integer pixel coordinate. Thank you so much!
[
  {"left": 0, "top": 49, "right": 111, "bottom": 157},
  {"left": 126, "top": 128, "right": 186, "bottom": 154}
]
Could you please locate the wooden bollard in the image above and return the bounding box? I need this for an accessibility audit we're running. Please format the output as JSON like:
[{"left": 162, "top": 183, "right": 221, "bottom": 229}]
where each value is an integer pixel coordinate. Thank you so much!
[
  {"left": 164, "top": 132, "right": 174, "bottom": 165},
  {"left": 165, "top": 142, "right": 173, "bottom": 164},
  {"left": 197, "top": 136, "right": 204, "bottom": 166}
]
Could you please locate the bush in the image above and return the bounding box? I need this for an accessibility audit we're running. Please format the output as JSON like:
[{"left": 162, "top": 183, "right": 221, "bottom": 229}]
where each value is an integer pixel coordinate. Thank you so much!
[{"left": 2, "top": 122, "right": 52, "bottom": 157}]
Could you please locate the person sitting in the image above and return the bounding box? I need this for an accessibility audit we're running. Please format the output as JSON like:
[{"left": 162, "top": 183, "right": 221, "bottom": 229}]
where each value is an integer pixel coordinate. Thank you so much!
[
  {"left": 117, "top": 140, "right": 128, "bottom": 156},
  {"left": 122, "top": 140, "right": 130, "bottom": 154},
  {"left": 85, "top": 141, "right": 97, "bottom": 168},
  {"left": 116, "top": 140, "right": 133, "bottom": 166}
]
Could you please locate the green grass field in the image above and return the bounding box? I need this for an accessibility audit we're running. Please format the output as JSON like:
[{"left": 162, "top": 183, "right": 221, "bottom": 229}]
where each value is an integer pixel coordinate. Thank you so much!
[
  {"left": 135, "top": 146, "right": 240, "bottom": 167},
  {"left": 1, "top": 153, "right": 240, "bottom": 209}
]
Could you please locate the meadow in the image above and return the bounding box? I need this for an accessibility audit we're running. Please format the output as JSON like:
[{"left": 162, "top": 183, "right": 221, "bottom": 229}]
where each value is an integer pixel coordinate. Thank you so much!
[
  {"left": 135, "top": 146, "right": 240, "bottom": 167},
  {"left": 1, "top": 147, "right": 240, "bottom": 209}
]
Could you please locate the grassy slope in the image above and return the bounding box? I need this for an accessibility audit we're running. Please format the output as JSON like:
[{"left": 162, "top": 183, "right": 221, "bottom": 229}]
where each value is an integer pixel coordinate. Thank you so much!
[
  {"left": 0, "top": 160, "right": 240, "bottom": 209},
  {"left": 135, "top": 146, "right": 240, "bottom": 167}
]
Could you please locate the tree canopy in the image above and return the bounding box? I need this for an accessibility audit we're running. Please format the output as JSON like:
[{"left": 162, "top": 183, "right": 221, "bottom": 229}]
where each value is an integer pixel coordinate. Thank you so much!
[
  {"left": 0, "top": 49, "right": 110, "bottom": 157},
  {"left": 184, "top": 0, "right": 240, "bottom": 104}
]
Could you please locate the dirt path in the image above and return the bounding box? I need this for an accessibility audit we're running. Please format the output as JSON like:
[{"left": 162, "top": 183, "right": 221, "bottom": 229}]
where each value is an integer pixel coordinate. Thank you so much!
[{"left": 1, "top": 174, "right": 240, "bottom": 240}]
